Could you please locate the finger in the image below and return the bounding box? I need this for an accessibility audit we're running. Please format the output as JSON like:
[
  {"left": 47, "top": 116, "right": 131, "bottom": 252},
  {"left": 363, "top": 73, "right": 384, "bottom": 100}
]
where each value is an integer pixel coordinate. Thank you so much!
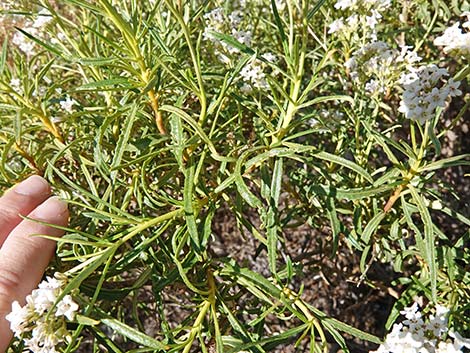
[
  {"left": 0, "top": 175, "right": 51, "bottom": 247},
  {"left": 0, "top": 196, "right": 68, "bottom": 351}
]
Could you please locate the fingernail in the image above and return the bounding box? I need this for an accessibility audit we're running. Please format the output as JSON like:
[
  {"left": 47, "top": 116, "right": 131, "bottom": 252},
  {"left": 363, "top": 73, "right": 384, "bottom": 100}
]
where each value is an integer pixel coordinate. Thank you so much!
[
  {"left": 32, "top": 196, "right": 68, "bottom": 220},
  {"left": 14, "top": 176, "right": 50, "bottom": 197}
]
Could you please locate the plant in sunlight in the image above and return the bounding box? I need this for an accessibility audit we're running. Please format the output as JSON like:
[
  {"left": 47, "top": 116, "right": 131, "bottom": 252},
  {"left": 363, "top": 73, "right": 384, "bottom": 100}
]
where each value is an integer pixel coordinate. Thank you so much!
[{"left": 1, "top": 0, "right": 469, "bottom": 352}]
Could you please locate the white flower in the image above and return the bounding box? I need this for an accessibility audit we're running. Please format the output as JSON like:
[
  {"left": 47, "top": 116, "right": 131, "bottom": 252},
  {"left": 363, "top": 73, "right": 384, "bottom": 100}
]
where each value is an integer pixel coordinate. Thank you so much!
[
  {"left": 30, "top": 287, "right": 57, "bottom": 315},
  {"left": 449, "top": 331, "right": 470, "bottom": 349},
  {"left": 31, "top": 319, "right": 62, "bottom": 349},
  {"left": 203, "top": 8, "right": 225, "bottom": 42},
  {"left": 436, "top": 341, "right": 461, "bottom": 353},
  {"left": 261, "top": 52, "right": 277, "bottom": 63},
  {"left": 38, "top": 275, "right": 64, "bottom": 290},
  {"left": 344, "top": 57, "right": 356, "bottom": 70},
  {"left": 447, "top": 79, "right": 462, "bottom": 97},
  {"left": 366, "top": 10, "right": 381, "bottom": 29},
  {"left": 399, "top": 71, "right": 419, "bottom": 85},
  {"left": 240, "top": 82, "right": 252, "bottom": 93},
  {"left": 334, "top": 0, "right": 356, "bottom": 10},
  {"left": 55, "top": 295, "right": 79, "bottom": 321},
  {"left": 12, "top": 29, "right": 37, "bottom": 56},
  {"left": 240, "top": 59, "right": 268, "bottom": 89},
  {"left": 5, "top": 301, "right": 32, "bottom": 337},
  {"left": 60, "top": 96, "right": 77, "bottom": 113},
  {"left": 369, "top": 303, "right": 470, "bottom": 353},
  {"left": 9, "top": 78, "right": 23, "bottom": 94},
  {"left": 23, "top": 335, "right": 42, "bottom": 353},
  {"left": 6, "top": 273, "right": 79, "bottom": 353},
  {"left": 32, "top": 8, "right": 53, "bottom": 28},
  {"left": 398, "top": 65, "right": 455, "bottom": 123},
  {"left": 425, "top": 87, "right": 447, "bottom": 109},
  {"left": 204, "top": 7, "right": 224, "bottom": 25},
  {"left": 346, "top": 14, "right": 359, "bottom": 27},
  {"left": 228, "top": 10, "right": 243, "bottom": 27},
  {"left": 231, "top": 29, "right": 252, "bottom": 50},
  {"left": 434, "top": 21, "right": 470, "bottom": 56},
  {"left": 395, "top": 45, "right": 422, "bottom": 65},
  {"left": 401, "top": 302, "right": 422, "bottom": 320},
  {"left": 365, "top": 79, "right": 385, "bottom": 95},
  {"left": 328, "top": 18, "right": 345, "bottom": 34},
  {"left": 426, "top": 312, "right": 448, "bottom": 338}
]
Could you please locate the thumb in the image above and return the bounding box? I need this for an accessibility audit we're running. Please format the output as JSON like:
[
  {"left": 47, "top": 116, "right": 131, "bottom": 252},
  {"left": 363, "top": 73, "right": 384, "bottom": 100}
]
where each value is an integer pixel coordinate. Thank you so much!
[{"left": 0, "top": 196, "right": 68, "bottom": 352}]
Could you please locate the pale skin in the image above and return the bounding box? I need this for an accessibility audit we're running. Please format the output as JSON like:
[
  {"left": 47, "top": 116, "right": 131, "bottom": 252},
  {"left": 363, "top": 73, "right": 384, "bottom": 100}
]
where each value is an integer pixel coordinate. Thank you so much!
[{"left": 0, "top": 175, "right": 69, "bottom": 352}]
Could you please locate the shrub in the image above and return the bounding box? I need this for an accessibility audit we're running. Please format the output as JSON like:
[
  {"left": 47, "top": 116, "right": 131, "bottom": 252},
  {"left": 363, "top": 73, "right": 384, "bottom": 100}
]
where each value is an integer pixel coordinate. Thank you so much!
[{"left": 1, "top": 0, "right": 469, "bottom": 352}]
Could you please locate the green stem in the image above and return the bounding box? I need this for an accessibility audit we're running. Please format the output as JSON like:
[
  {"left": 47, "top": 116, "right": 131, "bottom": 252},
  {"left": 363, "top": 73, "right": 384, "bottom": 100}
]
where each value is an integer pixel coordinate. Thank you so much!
[
  {"left": 274, "top": 3, "right": 307, "bottom": 143},
  {"left": 119, "top": 208, "right": 183, "bottom": 244},
  {"left": 283, "top": 287, "right": 327, "bottom": 350},
  {"left": 182, "top": 301, "right": 211, "bottom": 353},
  {"left": 164, "top": 0, "right": 207, "bottom": 125}
]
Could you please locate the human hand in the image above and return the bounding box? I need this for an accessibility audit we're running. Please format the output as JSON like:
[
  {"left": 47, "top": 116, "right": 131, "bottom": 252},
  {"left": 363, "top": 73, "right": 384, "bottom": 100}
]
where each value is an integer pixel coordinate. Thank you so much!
[{"left": 0, "top": 176, "right": 68, "bottom": 352}]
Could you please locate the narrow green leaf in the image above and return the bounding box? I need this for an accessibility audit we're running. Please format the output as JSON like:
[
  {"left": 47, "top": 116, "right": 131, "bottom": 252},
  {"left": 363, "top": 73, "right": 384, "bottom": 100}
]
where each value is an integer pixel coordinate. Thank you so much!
[
  {"left": 267, "top": 206, "right": 278, "bottom": 275},
  {"left": 308, "top": 182, "right": 400, "bottom": 200},
  {"left": 101, "top": 318, "right": 167, "bottom": 350},
  {"left": 326, "top": 197, "right": 341, "bottom": 257},
  {"left": 307, "top": 0, "right": 328, "bottom": 19},
  {"left": 220, "top": 301, "right": 265, "bottom": 353},
  {"left": 0, "top": 39, "right": 7, "bottom": 75},
  {"left": 160, "top": 105, "right": 234, "bottom": 162},
  {"left": 270, "top": 0, "right": 288, "bottom": 54},
  {"left": 214, "top": 173, "right": 236, "bottom": 194},
  {"left": 184, "top": 162, "right": 200, "bottom": 249},
  {"left": 14, "top": 27, "right": 63, "bottom": 56},
  {"left": 206, "top": 31, "right": 256, "bottom": 56},
  {"left": 47, "top": 163, "right": 141, "bottom": 222},
  {"left": 296, "top": 95, "right": 354, "bottom": 110},
  {"left": 97, "top": 0, "right": 137, "bottom": 53},
  {"left": 63, "top": 0, "right": 100, "bottom": 11},
  {"left": 226, "top": 323, "right": 310, "bottom": 353},
  {"left": 360, "top": 245, "right": 372, "bottom": 274},
  {"left": 110, "top": 104, "right": 138, "bottom": 178},
  {"left": 75, "top": 315, "right": 100, "bottom": 326},
  {"left": 60, "top": 247, "right": 115, "bottom": 303},
  {"left": 76, "top": 57, "right": 118, "bottom": 66},
  {"left": 361, "top": 211, "right": 386, "bottom": 244},
  {"left": 0, "top": 104, "right": 19, "bottom": 111},
  {"left": 439, "top": 206, "right": 470, "bottom": 227},
  {"left": 319, "top": 315, "right": 381, "bottom": 344},
  {"left": 409, "top": 186, "right": 437, "bottom": 303},
  {"left": 75, "top": 78, "right": 136, "bottom": 91},
  {"left": 235, "top": 174, "right": 263, "bottom": 209},
  {"left": 312, "top": 151, "right": 374, "bottom": 184},
  {"left": 169, "top": 112, "right": 185, "bottom": 168},
  {"left": 271, "top": 158, "right": 283, "bottom": 205},
  {"left": 419, "top": 154, "right": 470, "bottom": 172},
  {"left": 428, "top": 124, "right": 441, "bottom": 156}
]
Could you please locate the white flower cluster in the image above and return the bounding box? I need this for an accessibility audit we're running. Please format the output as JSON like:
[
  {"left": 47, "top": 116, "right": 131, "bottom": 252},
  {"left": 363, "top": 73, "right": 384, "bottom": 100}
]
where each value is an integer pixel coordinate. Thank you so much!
[
  {"left": 398, "top": 65, "right": 462, "bottom": 123},
  {"left": 328, "top": 0, "right": 391, "bottom": 39},
  {"left": 371, "top": 302, "right": 470, "bottom": 353},
  {"left": 59, "top": 95, "right": 78, "bottom": 114},
  {"left": 0, "top": 0, "right": 15, "bottom": 11},
  {"left": 345, "top": 41, "right": 421, "bottom": 97},
  {"left": 434, "top": 12, "right": 470, "bottom": 57},
  {"left": 240, "top": 59, "right": 268, "bottom": 92},
  {"left": 5, "top": 273, "right": 79, "bottom": 353},
  {"left": 203, "top": 7, "right": 252, "bottom": 61},
  {"left": 9, "top": 78, "right": 23, "bottom": 95},
  {"left": 12, "top": 8, "right": 53, "bottom": 56},
  {"left": 203, "top": 6, "right": 276, "bottom": 92}
]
